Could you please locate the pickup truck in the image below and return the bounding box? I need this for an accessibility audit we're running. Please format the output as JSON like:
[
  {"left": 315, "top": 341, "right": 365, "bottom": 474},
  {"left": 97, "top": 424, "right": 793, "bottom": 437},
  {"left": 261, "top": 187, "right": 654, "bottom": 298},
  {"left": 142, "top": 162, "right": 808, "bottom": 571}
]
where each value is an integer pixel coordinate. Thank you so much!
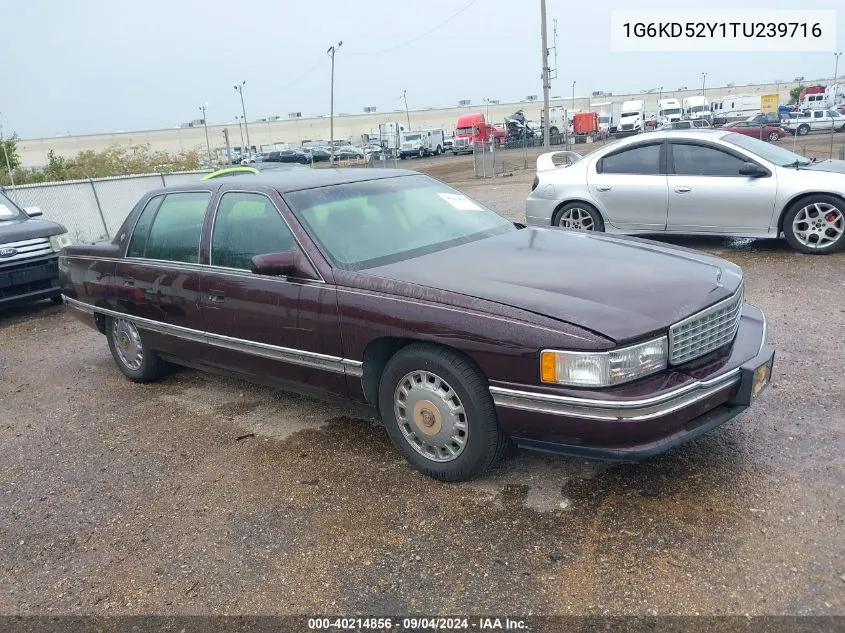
[
  {"left": 783, "top": 110, "right": 845, "bottom": 136},
  {"left": 0, "top": 188, "right": 71, "bottom": 308}
]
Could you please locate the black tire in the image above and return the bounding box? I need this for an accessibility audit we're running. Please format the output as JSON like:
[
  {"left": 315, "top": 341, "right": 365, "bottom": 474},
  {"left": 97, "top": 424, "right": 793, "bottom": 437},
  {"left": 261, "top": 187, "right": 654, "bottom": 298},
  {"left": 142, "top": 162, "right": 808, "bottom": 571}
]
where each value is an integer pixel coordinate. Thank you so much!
[
  {"left": 767, "top": 131, "right": 780, "bottom": 142},
  {"left": 782, "top": 195, "right": 845, "bottom": 255},
  {"left": 378, "top": 343, "right": 507, "bottom": 482},
  {"left": 399, "top": 154, "right": 406, "bottom": 160},
  {"left": 50, "top": 295, "right": 64, "bottom": 305},
  {"left": 435, "top": 145, "right": 442, "bottom": 155},
  {"left": 106, "top": 317, "right": 169, "bottom": 382},
  {"left": 549, "top": 126, "right": 559, "bottom": 136},
  {"left": 552, "top": 201, "right": 605, "bottom": 232},
  {"left": 797, "top": 124, "right": 810, "bottom": 136},
  {"left": 419, "top": 148, "right": 425, "bottom": 159}
]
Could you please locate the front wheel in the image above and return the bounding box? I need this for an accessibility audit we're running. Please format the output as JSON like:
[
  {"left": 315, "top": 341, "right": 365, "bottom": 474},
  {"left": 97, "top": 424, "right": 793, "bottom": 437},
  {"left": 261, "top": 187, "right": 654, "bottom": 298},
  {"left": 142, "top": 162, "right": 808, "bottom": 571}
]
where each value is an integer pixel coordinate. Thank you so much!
[
  {"left": 553, "top": 202, "right": 605, "bottom": 232},
  {"left": 767, "top": 131, "right": 780, "bottom": 142},
  {"left": 797, "top": 124, "right": 810, "bottom": 136},
  {"left": 782, "top": 196, "right": 845, "bottom": 254},
  {"left": 378, "top": 344, "right": 507, "bottom": 482},
  {"left": 107, "top": 317, "right": 170, "bottom": 382}
]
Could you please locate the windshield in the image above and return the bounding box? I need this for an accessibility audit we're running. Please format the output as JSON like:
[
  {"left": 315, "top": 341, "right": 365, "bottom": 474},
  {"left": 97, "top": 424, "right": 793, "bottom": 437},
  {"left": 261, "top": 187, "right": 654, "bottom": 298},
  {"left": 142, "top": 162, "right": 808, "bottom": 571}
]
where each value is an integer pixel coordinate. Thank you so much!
[
  {"left": 621, "top": 111, "right": 639, "bottom": 117},
  {"left": 0, "top": 190, "right": 22, "bottom": 220},
  {"left": 661, "top": 108, "right": 681, "bottom": 115},
  {"left": 723, "top": 133, "right": 811, "bottom": 166},
  {"left": 285, "top": 174, "right": 516, "bottom": 271},
  {"left": 402, "top": 134, "right": 422, "bottom": 141},
  {"left": 690, "top": 105, "right": 708, "bottom": 113},
  {"left": 598, "top": 116, "right": 610, "bottom": 123},
  {"left": 455, "top": 126, "right": 475, "bottom": 135}
]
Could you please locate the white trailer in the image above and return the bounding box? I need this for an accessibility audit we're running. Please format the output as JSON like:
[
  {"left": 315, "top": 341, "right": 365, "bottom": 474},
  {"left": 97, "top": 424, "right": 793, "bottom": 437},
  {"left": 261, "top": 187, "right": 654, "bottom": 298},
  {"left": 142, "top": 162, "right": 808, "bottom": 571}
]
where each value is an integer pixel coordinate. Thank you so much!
[
  {"left": 710, "top": 94, "right": 761, "bottom": 125},
  {"left": 657, "top": 98, "right": 682, "bottom": 124},
  {"left": 593, "top": 101, "right": 613, "bottom": 134},
  {"left": 682, "top": 96, "right": 710, "bottom": 121},
  {"left": 377, "top": 122, "right": 407, "bottom": 151}
]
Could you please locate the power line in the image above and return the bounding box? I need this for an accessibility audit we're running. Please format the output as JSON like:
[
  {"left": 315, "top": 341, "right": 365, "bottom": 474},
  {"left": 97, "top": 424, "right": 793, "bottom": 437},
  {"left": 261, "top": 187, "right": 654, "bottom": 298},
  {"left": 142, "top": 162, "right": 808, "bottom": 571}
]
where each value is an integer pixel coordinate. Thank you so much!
[
  {"left": 350, "top": 0, "right": 477, "bottom": 56},
  {"left": 279, "top": 56, "right": 327, "bottom": 91}
]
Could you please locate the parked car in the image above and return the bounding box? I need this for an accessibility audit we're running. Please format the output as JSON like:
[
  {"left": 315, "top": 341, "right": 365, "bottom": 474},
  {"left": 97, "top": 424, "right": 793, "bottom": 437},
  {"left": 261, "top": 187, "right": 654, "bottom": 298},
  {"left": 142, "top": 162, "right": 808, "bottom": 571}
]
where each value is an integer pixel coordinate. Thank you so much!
[
  {"left": 526, "top": 130, "right": 845, "bottom": 254},
  {"left": 0, "top": 189, "right": 71, "bottom": 308},
  {"left": 263, "top": 149, "right": 310, "bottom": 164},
  {"left": 782, "top": 110, "right": 845, "bottom": 136},
  {"left": 59, "top": 170, "right": 774, "bottom": 481},
  {"left": 745, "top": 112, "right": 792, "bottom": 126},
  {"left": 659, "top": 119, "right": 712, "bottom": 130},
  {"left": 331, "top": 147, "right": 366, "bottom": 161},
  {"left": 719, "top": 121, "right": 786, "bottom": 142},
  {"left": 304, "top": 147, "right": 333, "bottom": 163},
  {"left": 203, "top": 163, "right": 308, "bottom": 179}
]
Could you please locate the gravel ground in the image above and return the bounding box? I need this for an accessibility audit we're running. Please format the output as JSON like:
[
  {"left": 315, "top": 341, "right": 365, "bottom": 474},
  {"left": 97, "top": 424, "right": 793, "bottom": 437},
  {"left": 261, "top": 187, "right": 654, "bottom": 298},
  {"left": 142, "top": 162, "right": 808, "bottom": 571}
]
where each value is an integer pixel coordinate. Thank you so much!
[{"left": 0, "top": 172, "right": 843, "bottom": 617}]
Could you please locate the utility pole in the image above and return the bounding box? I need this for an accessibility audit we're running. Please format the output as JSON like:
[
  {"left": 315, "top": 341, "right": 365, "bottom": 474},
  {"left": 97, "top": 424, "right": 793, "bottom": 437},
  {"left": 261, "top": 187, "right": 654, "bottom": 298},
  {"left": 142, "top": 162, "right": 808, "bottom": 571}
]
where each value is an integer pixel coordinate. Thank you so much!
[
  {"left": 540, "top": 0, "right": 551, "bottom": 149},
  {"left": 833, "top": 52, "right": 842, "bottom": 104},
  {"left": 199, "top": 104, "right": 212, "bottom": 167},
  {"left": 403, "top": 90, "right": 411, "bottom": 130},
  {"left": 234, "top": 81, "right": 250, "bottom": 156},
  {"left": 327, "top": 41, "right": 343, "bottom": 146},
  {"left": 701, "top": 72, "right": 707, "bottom": 98},
  {"left": 222, "top": 128, "right": 233, "bottom": 165},
  {"left": 235, "top": 116, "right": 245, "bottom": 153}
]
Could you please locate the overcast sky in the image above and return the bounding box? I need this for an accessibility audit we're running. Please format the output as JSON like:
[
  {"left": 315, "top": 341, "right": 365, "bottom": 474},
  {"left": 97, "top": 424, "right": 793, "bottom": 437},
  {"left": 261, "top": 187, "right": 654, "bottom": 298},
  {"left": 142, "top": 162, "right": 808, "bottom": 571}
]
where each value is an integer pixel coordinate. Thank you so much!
[{"left": 3, "top": 0, "right": 842, "bottom": 138}]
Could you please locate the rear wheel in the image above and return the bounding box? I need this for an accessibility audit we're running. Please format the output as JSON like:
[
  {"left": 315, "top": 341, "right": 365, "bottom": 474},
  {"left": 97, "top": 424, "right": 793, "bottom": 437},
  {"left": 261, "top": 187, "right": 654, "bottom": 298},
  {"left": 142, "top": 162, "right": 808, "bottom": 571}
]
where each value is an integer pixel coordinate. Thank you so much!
[
  {"left": 107, "top": 317, "right": 169, "bottom": 382},
  {"left": 378, "top": 344, "right": 507, "bottom": 482},
  {"left": 553, "top": 202, "right": 605, "bottom": 232},
  {"left": 782, "top": 196, "right": 845, "bottom": 254}
]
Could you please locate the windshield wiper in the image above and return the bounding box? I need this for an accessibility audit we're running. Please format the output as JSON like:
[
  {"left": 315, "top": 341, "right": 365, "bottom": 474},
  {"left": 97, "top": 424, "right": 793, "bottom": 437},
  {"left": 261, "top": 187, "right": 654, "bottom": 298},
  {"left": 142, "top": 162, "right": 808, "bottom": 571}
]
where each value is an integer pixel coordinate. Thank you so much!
[{"left": 783, "top": 159, "right": 812, "bottom": 168}]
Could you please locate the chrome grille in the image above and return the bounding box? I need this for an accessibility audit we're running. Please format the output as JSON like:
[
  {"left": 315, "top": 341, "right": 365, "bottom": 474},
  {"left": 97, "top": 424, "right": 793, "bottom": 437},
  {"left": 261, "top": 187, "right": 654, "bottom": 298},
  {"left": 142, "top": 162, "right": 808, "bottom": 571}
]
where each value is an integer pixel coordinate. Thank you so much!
[
  {"left": 669, "top": 285, "right": 744, "bottom": 365},
  {"left": 0, "top": 237, "right": 53, "bottom": 265}
]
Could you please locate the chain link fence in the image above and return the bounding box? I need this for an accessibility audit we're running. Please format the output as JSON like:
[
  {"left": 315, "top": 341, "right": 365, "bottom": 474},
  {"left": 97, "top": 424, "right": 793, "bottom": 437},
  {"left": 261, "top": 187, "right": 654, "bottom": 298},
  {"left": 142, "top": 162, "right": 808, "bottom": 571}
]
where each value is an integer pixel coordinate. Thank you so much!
[{"left": 3, "top": 171, "right": 211, "bottom": 243}]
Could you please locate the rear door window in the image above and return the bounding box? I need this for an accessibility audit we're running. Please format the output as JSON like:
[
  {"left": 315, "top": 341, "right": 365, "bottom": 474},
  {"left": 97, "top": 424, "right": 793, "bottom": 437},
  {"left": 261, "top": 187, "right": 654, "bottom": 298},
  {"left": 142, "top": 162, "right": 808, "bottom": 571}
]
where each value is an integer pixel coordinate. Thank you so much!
[
  {"left": 138, "top": 192, "right": 210, "bottom": 263},
  {"left": 599, "top": 143, "right": 662, "bottom": 175}
]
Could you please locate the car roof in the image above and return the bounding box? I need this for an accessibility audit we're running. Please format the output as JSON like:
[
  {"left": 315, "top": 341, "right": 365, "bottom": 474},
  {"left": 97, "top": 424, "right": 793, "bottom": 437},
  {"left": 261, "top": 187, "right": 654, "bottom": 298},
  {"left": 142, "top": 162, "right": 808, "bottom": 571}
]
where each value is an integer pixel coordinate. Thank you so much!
[
  {"left": 164, "top": 168, "right": 420, "bottom": 195},
  {"left": 615, "top": 129, "right": 732, "bottom": 146}
]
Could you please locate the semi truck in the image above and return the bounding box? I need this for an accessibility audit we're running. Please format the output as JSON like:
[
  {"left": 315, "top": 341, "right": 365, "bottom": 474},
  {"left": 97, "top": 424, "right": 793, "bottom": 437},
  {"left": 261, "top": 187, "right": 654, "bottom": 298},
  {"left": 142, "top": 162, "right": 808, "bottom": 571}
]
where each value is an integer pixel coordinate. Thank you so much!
[
  {"left": 797, "top": 84, "right": 844, "bottom": 111},
  {"left": 593, "top": 101, "right": 613, "bottom": 134},
  {"left": 617, "top": 100, "right": 644, "bottom": 137},
  {"left": 452, "top": 113, "right": 507, "bottom": 154},
  {"left": 657, "top": 98, "right": 682, "bottom": 124},
  {"left": 682, "top": 96, "right": 710, "bottom": 121},
  {"left": 399, "top": 129, "right": 445, "bottom": 158}
]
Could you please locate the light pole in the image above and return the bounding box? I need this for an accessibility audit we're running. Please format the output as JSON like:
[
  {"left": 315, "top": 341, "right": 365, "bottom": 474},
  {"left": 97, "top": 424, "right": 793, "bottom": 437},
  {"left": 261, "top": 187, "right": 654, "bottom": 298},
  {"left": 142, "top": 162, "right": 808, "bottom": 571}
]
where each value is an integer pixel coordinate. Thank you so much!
[
  {"left": 483, "top": 98, "right": 494, "bottom": 121},
  {"left": 235, "top": 115, "right": 245, "bottom": 154},
  {"left": 833, "top": 52, "right": 842, "bottom": 103},
  {"left": 199, "top": 103, "right": 212, "bottom": 167},
  {"left": 403, "top": 89, "right": 411, "bottom": 130},
  {"left": 571, "top": 81, "right": 576, "bottom": 111},
  {"left": 234, "top": 81, "right": 250, "bottom": 156},
  {"left": 327, "top": 41, "right": 343, "bottom": 146},
  {"left": 701, "top": 72, "right": 707, "bottom": 98}
]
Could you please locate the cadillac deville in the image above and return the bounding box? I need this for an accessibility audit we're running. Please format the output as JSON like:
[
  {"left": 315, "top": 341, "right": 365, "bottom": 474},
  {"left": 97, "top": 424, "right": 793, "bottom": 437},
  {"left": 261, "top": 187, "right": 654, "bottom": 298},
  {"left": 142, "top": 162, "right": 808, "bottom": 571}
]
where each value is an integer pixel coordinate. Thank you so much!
[{"left": 59, "top": 169, "right": 774, "bottom": 481}]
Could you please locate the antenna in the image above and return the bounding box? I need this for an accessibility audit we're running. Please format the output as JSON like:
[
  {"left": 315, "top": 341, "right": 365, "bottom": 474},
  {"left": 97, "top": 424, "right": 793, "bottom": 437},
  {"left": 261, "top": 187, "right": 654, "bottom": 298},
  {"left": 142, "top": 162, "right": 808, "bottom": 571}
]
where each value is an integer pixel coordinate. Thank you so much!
[{"left": 549, "top": 18, "right": 559, "bottom": 81}]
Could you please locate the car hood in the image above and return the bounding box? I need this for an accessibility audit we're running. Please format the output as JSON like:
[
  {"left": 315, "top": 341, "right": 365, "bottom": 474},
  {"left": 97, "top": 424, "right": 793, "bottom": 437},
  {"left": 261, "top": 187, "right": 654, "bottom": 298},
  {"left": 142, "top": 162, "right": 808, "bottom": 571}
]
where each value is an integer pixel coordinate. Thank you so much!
[
  {"left": 796, "top": 159, "right": 845, "bottom": 174},
  {"left": 0, "top": 217, "right": 67, "bottom": 244},
  {"left": 366, "top": 228, "right": 742, "bottom": 343}
]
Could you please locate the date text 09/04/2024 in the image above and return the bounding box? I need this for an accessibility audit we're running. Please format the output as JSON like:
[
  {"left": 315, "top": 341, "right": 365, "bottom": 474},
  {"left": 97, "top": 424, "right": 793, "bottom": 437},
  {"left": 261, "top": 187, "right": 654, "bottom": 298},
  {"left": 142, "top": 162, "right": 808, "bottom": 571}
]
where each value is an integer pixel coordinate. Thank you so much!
[
  {"left": 307, "top": 617, "right": 528, "bottom": 630},
  {"left": 622, "top": 22, "right": 822, "bottom": 39}
]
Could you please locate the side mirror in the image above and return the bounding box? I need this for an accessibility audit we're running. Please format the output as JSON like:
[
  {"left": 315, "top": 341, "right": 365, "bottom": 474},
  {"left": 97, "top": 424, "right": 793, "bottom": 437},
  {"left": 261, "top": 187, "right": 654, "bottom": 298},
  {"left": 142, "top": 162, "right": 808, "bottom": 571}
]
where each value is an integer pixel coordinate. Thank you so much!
[
  {"left": 739, "top": 162, "right": 767, "bottom": 177},
  {"left": 249, "top": 251, "right": 299, "bottom": 276},
  {"left": 24, "top": 206, "right": 43, "bottom": 217}
]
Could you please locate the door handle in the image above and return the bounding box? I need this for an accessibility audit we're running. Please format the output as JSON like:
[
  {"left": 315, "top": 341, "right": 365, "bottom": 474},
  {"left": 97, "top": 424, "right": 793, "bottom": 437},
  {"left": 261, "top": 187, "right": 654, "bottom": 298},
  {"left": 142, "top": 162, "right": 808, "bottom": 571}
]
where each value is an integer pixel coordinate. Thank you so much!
[
  {"left": 674, "top": 186, "right": 692, "bottom": 193},
  {"left": 596, "top": 185, "right": 612, "bottom": 192},
  {"left": 207, "top": 290, "right": 225, "bottom": 304}
]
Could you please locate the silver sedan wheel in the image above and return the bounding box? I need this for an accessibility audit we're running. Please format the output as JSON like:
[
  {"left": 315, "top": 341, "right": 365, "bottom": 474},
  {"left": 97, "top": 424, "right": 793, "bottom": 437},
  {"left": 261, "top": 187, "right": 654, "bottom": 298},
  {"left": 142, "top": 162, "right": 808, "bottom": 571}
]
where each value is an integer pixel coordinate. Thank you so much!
[
  {"left": 112, "top": 318, "right": 144, "bottom": 370},
  {"left": 792, "top": 203, "right": 845, "bottom": 249},
  {"left": 394, "top": 370, "right": 468, "bottom": 463},
  {"left": 557, "top": 207, "right": 595, "bottom": 231}
]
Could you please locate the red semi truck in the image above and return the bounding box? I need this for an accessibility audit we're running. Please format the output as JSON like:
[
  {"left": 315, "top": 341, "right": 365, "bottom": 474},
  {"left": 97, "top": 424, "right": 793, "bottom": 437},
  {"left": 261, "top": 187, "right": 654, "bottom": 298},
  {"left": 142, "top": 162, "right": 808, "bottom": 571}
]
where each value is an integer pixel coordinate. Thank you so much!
[{"left": 451, "top": 113, "right": 508, "bottom": 155}]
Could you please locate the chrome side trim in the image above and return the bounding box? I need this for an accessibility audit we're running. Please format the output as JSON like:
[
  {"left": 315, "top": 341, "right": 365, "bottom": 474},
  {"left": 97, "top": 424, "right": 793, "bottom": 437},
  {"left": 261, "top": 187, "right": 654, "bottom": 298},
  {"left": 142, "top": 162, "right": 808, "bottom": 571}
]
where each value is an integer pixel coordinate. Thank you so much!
[
  {"left": 489, "top": 368, "right": 741, "bottom": 422},
  {"left": 62, "top": 296, "right": 361, "bottom": 377}
]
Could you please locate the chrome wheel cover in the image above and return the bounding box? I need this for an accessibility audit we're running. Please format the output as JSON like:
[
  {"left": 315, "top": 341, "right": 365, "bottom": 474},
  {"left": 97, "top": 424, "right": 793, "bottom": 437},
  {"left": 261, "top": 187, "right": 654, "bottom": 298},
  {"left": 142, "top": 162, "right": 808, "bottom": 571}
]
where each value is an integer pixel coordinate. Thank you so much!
[
  {"left": 394, "top": 370, "right": 468, "bottom": 463},
  {"left": 792, "top": 203, "right": 844, "bottom": 249},
  {"left": 113, "top": 318, "right": 144, "bottom": 370},
  {"left": 558, "top": 207, "right": 596, "bottom": 231}
]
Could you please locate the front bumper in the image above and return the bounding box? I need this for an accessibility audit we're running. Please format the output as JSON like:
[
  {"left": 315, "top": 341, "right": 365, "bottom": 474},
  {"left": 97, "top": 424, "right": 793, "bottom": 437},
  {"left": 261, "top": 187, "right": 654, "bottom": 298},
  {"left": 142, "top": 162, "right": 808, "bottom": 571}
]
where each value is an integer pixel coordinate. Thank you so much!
[
  {"left": 0, "top": 254, "right": 61, "bottom": 307},
  {"left": 492, "top": 305, "right": 772, "bottom": 460}
]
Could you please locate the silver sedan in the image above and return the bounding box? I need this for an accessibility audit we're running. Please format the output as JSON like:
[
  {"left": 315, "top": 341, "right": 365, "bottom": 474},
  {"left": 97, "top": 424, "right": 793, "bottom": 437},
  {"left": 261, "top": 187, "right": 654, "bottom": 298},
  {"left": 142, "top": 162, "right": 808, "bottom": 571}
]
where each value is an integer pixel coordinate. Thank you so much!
[{"left": 525, "top": 130, "right": 845, "bottom": 254}]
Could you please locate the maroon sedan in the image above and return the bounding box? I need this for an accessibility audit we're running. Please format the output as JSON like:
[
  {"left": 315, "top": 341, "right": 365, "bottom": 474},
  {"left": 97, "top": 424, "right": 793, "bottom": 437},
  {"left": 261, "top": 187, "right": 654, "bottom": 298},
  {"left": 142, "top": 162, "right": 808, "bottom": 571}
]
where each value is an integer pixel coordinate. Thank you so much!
[
  {"left": 59, "top": 170, "right": 774, "bottom": 481},
  {"left": 719, "top": 121, "right": 786, "bottom": 142}
]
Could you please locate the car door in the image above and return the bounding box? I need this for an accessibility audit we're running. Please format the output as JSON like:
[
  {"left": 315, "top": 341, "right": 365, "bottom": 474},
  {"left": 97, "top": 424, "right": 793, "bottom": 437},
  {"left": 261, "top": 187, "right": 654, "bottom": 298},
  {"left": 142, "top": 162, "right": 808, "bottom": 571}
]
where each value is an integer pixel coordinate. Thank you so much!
[
  {"left": 115, "top": 190, "right": 211, "bottom": 360},
  {"left": 810, "top": 110, "right": 830, "bottom": 131},
  {"left": 666, "top": 141, "right": 778, "bottom": 234},
  {"left": 587, "top": 140, "right": 668, "bottom": 231},
  {"left": 198, "top": 190, "right": 346, "bottom": 395}
]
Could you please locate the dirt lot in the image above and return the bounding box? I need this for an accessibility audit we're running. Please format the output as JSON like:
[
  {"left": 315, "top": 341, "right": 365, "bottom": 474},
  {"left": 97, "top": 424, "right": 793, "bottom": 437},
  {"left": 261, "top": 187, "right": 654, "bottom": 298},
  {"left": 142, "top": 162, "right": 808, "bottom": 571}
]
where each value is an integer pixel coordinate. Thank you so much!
[{"left": 0, "top": 161, "right": 843, "bottom": 618}]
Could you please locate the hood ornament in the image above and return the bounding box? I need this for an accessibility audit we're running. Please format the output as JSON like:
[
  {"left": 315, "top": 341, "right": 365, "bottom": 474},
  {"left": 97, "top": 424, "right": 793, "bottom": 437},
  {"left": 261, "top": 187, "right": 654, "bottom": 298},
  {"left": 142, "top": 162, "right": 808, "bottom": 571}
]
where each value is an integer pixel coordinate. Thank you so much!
[{"left": 715, "top": 268, "right": 723, "bottom": 287}]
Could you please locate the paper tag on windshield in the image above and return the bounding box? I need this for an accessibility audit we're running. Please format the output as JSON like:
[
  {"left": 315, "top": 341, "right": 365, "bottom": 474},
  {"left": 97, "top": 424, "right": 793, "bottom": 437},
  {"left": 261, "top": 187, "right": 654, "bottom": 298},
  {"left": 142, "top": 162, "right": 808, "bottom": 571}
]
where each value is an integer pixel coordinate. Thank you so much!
[{"left": 438, "top": 192, "right": 482, "bottom": 211}]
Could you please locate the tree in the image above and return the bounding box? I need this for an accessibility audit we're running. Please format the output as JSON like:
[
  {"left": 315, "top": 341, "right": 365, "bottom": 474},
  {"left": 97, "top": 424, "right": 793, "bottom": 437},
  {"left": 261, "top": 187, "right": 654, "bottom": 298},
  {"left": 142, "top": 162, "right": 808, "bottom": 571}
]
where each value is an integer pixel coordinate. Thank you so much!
[
  {"left": 789, "top": 84, "right": 806, "bottom": 105},
  {"left": 0, "top": 134, "right": 22, "bottom": 186}
]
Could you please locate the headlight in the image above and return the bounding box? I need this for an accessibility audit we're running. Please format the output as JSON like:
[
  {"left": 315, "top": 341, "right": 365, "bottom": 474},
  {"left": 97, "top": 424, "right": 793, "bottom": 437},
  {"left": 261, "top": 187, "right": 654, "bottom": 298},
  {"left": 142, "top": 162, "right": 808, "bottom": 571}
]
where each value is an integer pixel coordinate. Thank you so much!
[
  {"left": 540, "top": 337, "right": 668, "bottom": 387},
  {"left": 50, "top": 233, "right": 72, "bottom": 252}
]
